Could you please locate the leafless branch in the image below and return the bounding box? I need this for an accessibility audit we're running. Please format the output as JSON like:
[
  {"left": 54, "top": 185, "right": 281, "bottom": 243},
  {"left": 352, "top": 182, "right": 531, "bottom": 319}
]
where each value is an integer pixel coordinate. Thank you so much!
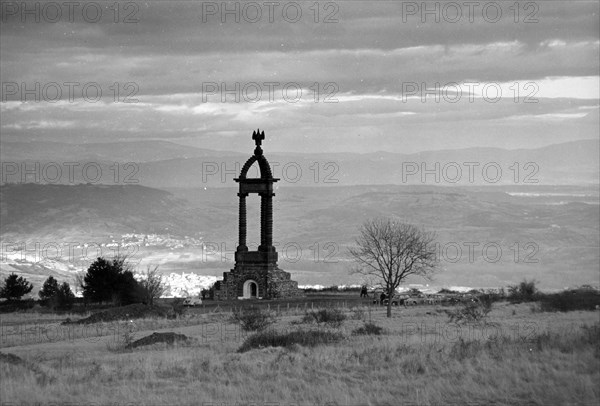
[{"left": 347, "top": 218, "right": 439, "bottom": 317}]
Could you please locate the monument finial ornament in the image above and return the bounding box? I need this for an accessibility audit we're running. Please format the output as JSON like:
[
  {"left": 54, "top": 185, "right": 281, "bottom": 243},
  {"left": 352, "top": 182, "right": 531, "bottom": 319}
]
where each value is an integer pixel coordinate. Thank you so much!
[
  {"left": 252, "top": 129, "right": 265, "bottom": 155},
  {"left": 252, "top": 129, "right": 265, "bottom": 145}
]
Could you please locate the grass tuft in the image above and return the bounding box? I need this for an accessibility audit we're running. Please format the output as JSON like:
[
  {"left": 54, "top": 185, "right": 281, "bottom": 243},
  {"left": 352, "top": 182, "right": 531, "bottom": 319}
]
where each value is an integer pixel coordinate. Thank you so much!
[{"left": 230, "top": 307, "right": 276, "bottom": 332}]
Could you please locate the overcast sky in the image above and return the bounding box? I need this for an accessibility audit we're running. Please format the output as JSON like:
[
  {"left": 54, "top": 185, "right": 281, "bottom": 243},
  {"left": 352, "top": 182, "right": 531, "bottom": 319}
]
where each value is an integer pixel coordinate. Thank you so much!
[{"left": 1, "top": 0, "right": 598, "bottom": 153}]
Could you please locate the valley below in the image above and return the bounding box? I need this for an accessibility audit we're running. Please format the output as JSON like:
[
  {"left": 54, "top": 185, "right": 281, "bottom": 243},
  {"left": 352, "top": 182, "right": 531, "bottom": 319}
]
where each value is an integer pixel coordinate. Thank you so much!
[{"left": 1, "top": 181, "right": 598, "bottom": 296}]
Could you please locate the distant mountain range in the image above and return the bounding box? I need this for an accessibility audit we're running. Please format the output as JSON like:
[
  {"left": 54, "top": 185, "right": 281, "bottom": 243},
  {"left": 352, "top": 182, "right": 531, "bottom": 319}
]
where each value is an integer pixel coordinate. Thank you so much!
[
  {"left": 0, "top": 140, "right": 229, "bottom": 162},
  {"left": 1, "top": 139, "right": 598, "bottom": 186}
]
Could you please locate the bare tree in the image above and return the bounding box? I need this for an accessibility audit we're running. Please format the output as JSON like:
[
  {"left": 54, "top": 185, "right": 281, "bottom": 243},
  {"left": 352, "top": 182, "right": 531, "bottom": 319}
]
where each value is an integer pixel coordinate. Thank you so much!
[
  {"left": 138, "top": 264, "right": 167, "bottom": 305},
  {"left": 348, "top": 218, "right": 438, "bottom": 317}
]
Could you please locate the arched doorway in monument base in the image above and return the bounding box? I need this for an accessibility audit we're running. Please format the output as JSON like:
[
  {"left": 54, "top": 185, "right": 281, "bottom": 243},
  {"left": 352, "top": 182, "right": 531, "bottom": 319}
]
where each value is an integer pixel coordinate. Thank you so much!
[{"left": 242, "top": 279, "right": 259, "bottom": 299}]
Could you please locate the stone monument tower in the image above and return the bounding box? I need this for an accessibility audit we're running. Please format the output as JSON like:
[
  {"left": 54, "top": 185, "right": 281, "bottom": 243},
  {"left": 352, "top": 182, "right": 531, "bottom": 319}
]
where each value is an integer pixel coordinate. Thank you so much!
[{"left": 212, "top": 130, "right": 304, "bottom": 300}]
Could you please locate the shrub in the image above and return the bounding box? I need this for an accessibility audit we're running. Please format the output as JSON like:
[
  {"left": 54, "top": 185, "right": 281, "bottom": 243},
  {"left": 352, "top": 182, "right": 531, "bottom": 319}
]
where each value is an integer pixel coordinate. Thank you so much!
[
  {"left": 238, "top": 329, "right": 343, "bottom": 352},
  {"left": 82, "top": 256, "right": 142, "bottom": 305},
  {"left": 539, "top": 290, "right": 600, "bottom": 312},
  {"left": 353, "top": 322, "right": 383, "bottom": 335},
  {"left": 305, "top": 308, "right": 346, "bottom": 327},
  {"left": 230, "top": 307, "right": 276, "bottom": 332},
  {"left": 508, "top": 279, "right": 538, "bottom": 303},
  {"left": 137, "top": 265, "right": 166, "bottom": 305}
]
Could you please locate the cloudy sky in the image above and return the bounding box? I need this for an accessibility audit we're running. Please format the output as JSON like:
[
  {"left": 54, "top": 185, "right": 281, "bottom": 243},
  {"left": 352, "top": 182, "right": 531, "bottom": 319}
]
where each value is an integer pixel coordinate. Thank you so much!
[{"left": 1, "top": 0, "right": 598, "bottom": 153}]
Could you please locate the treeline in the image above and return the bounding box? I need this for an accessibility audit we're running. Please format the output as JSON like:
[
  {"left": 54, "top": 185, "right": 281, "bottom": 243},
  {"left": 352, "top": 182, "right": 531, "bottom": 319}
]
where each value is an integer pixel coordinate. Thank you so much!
[
  {"left": 505, "top": 279, "right": 600, "bottom": 312},
  {"left": 0, "top": 256, "right": 166, "bottom": 312},
  {"left": 1, "top": 265, "right": 598, "bottom": 313}
]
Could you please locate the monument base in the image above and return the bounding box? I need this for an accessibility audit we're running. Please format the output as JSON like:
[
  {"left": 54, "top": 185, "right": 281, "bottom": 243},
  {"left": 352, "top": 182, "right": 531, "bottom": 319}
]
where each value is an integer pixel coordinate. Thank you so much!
[{"left": 212, "top": 261, "right": 305, "bottom": 301}]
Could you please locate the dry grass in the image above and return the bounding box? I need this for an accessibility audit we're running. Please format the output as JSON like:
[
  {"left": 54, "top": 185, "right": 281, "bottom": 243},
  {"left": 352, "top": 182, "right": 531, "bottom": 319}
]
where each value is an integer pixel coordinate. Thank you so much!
[{"left": 1, "top": 302, "right": 599, "bottom": 405}]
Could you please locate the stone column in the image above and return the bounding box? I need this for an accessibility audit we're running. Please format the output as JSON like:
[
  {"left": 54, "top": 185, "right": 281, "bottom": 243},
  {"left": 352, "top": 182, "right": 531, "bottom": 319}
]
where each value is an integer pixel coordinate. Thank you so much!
[
  {"left": 264, "top": 193, "right": 273, "bottom": 249},
  {"left": 260, "top": 193, "right": 267, "bottom": 249},
  {"left": 238, "top": 192, "right": 247, "bottom": 250},
  {"left": 259, "top": 192, "right": 274, "bottom": 251}
]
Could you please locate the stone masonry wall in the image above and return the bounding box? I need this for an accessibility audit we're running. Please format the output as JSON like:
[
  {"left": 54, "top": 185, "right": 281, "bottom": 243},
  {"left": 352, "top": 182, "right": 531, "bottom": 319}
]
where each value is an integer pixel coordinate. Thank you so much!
[{"left": 213, "top": 266, "right": 304, "bottom": 300}]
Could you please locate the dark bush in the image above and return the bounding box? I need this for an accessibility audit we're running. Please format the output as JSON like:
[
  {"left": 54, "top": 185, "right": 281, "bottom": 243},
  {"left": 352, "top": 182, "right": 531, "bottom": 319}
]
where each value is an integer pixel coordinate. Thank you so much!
[
  {"left": 82, "top": 256, "right": 142, "bottom": 305},
  {"left": 230, "top": 307, "right": 276, "bottom": 332},
  {"left": 306, "top": 308, "right": 346, "bottom": 327},
  {"left": 353, "top": 322, "right": 383, "bottom": 335},
  {"left": 238, "top": 329, "right": 343, "bottom": 352},
  {"left": 539, "top": 290, "right": 600, "bottom": 312},
  {"left": 508, "top": 279, "right": 538, "bottom": 303}
]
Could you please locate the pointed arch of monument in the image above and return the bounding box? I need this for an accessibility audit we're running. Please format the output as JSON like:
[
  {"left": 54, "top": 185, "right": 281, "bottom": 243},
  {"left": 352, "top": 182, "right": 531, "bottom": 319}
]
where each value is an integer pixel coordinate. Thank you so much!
[
  {"left": 239, "top": 154, "right": 273, "bottom": 180},
  {"left": 234, "top": 129, "right": 279, "bottom": 257}
]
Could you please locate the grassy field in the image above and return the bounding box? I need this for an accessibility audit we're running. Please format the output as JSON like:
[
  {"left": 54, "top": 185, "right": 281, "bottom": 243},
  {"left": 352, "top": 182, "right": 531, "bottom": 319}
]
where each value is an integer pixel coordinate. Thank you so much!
[{"left": 1, "top": 300, "right": 599, "bottom": 406}]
